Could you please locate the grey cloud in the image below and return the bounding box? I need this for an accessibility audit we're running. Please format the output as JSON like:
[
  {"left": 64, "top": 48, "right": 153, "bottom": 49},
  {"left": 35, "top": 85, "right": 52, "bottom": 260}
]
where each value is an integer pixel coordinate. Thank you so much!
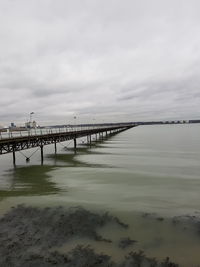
[
  {"left": 0, "top": 0, "right": 200, "bottom": 125},
  {"left": 118, "top": 75, "right": 200, "bottom": 102}
]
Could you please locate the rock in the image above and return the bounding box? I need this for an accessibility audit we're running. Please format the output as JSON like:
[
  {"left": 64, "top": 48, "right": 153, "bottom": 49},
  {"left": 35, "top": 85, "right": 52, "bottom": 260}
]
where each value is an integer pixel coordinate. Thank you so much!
[{"left": 118, "top": 237, "right": 137, "bottom": 249}]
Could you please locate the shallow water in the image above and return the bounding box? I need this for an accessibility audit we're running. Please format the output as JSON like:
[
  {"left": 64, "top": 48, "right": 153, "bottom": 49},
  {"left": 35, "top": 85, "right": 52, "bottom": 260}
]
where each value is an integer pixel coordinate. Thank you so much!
[
  {"left": 57, "top": 210, "right": 200, "bottom": 266},
  {"left": 0, "top": 124, "right": 200, "bottom": 266}
]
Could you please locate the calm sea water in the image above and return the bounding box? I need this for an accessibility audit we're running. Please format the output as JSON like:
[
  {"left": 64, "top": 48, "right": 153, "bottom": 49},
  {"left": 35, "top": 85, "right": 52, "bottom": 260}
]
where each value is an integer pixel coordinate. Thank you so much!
[{"left": 0, "top": 124, "right": 200, "bottom": 265}]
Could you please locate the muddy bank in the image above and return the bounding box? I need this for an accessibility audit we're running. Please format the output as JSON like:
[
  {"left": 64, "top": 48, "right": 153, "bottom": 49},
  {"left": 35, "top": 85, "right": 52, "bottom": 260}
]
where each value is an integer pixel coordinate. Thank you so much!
[{"left": 0, "top": 205, "right": 179, "bottom": 266}]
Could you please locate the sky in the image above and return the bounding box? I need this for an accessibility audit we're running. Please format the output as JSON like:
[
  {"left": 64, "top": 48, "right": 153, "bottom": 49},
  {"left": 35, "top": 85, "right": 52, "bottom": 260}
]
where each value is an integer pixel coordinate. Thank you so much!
[{"left": 0, "top": 0, "right": 200, "bottom": 126}]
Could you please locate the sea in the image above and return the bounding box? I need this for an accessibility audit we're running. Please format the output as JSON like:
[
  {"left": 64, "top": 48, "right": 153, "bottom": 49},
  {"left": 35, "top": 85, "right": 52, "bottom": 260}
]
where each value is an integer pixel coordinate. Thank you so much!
[{"left": 0, "top": 124, "right": 200, "bottom": 266}]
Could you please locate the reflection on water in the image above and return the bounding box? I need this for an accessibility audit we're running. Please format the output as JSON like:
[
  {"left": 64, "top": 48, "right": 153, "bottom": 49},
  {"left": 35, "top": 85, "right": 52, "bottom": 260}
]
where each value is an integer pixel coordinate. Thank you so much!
[
  {"left": 0, "top": 138, "right": 114, "bottom": 201},
  {"left": 47, "top": 145, "right": 113, "bottom": 168},
  {"left": 0, "top": 124, "right": 200, "bottom": 266},
  {"left": 0, "top": 165, "right": 59, "bottom": 200}
]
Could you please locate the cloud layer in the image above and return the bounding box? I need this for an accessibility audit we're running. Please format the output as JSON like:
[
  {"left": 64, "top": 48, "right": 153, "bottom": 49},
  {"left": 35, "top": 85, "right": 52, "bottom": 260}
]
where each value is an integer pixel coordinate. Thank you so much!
[{"left": 0, "top": 0, "right": 200, "bottom": 125}]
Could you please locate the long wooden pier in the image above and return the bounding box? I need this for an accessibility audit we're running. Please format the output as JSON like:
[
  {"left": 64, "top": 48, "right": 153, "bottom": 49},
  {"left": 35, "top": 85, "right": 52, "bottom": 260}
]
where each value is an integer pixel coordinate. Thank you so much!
[{"left": 0, "top": 124, "right": 134, "bottom": 164}]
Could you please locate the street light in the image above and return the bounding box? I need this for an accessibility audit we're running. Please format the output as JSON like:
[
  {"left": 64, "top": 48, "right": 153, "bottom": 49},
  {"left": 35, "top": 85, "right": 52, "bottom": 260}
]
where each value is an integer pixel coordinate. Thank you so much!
[
  {"left": 93, "top": 118, "right": 95, "bottom": 129},
  {"left": 30, "top": 112, "right": 34, "bottom": 124},
  {"left": 74, "top": 116, "right": 76, "bottom": 131},
  {"left": 28, "top": 112, "right": 34, "bottom": 135}
]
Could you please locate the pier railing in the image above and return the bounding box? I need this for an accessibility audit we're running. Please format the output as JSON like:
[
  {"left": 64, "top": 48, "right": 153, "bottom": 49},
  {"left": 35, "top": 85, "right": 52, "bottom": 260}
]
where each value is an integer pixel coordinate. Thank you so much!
[{"left": 0, "top": 124, "right": 127, "bottom": 140}]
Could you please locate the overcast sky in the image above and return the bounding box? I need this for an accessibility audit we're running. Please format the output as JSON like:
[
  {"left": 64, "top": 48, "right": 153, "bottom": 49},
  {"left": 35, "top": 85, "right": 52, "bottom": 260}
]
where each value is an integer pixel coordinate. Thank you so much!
[{"left": 0, "top": 0, "right": 200, "bottom": 126}]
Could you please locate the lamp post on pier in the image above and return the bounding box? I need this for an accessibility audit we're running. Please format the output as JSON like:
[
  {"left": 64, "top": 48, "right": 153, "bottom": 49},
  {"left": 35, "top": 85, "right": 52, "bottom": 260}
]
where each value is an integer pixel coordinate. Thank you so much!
[
  {"left": 30, "top": 112, "right": 34, "bottom": 124},
  {"left": 29, "top": 112, "right": 34, "bottom": 135},
  {"left": 74, "top": 116, "right": 76, "bottom": 131}
]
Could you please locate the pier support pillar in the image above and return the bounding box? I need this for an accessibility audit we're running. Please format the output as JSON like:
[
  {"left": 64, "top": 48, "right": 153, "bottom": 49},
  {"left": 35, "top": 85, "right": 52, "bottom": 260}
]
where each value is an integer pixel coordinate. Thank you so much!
[
  {"left": 89, "top": 135, "right": 91, "bottom": 144},
  {"left": 12, "top": 145, "right": 16, "bottom": 165},
  {"left": 54, "top": 141, "right": 57, "bottom": 154},
  {"left": 40, "top": 145, "right": 44, "bottom": 164},
  {"left": 74, "top": 138, "right": 77, "bottom": 149}
]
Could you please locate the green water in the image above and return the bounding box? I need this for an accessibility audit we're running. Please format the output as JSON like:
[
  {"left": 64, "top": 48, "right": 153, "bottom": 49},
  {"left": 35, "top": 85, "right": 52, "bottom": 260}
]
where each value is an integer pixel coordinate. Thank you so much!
[{"left": 0, "top": 124, "right": 200, "bottom": 266}]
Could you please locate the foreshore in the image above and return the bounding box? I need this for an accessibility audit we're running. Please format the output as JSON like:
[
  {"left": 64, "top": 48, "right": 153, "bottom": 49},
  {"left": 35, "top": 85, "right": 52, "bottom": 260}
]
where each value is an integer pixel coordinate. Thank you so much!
[{"left": 0, "top": 204, "right": 190, "bottom": 267}]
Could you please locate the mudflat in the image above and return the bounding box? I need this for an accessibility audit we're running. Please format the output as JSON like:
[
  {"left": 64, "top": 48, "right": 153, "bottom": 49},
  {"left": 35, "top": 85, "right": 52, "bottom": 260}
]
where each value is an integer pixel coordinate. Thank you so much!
[{"left": 0, "top": 205, "right": 178, "bottom": 267}]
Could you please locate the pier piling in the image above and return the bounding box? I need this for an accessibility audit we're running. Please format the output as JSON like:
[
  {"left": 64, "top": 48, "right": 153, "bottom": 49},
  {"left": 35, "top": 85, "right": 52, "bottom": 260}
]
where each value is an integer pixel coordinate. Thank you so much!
[
  {"left": 12, "top": 145, "right": 16, "bottom": 165},
  {"left": 74, "top": 138, "right": 77, "bottom": 149},
  {"left": 40, "top": 145, "right": 44, "bottom": 163},
  {"left": 54, "top": 141, "right": 57, "bottom": 153}
]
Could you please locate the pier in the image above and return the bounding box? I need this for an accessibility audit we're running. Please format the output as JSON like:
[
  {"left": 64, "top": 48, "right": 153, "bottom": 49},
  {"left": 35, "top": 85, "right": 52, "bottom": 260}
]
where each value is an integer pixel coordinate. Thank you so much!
[{"left": 0, "top": 124, "right": 135, "bottom": 164}]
